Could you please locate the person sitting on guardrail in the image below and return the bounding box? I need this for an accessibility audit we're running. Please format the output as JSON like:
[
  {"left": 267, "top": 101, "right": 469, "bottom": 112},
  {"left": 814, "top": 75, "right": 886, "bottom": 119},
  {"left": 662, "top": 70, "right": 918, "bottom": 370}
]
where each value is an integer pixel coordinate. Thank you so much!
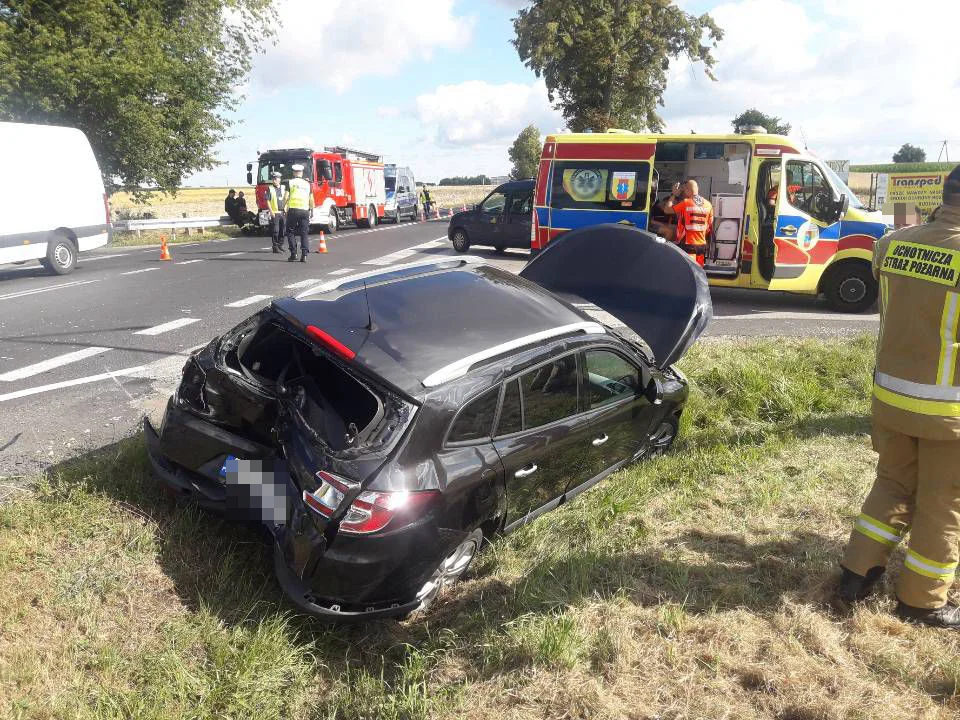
[
  {"left": 235, "top": 191, "right": 256, "bottom": 227},
  {"left": 224, "top": 189, "right": 239, "bottom": 223}
]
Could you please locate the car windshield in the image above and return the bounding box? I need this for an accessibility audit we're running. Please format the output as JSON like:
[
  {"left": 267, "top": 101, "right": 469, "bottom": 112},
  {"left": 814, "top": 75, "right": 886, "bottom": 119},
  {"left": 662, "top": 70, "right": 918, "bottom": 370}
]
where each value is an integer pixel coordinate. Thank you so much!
[
  {"left": 821, "top": 163, "right": 864, "bottom": 209},
  {"left": 258, "top": 160, "right": 312, "bottom": 184},
  {"left": 385, "top": 176, "right": 396, "bottom": 191}
]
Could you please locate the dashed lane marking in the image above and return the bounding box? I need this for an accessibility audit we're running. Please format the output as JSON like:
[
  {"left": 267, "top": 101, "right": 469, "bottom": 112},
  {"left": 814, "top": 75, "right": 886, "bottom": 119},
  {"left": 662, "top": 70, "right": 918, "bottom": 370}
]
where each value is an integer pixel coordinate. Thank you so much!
[
  {"left": 0, "top": 279, "right": 100, "bottom": 302},
  {"left": 0, "top": 365, "right": 148, "bottom": 402},
  {"left": 0, "top": 347, "right": 112, "bottom": 382},
  {"left": 82, "top": 253, "right": 131, "bottom": 261},
  {"left": 224, "top": 294, "right": 272, "bottom": 308},
  {"left": 222, "top": 251, "right": 246, "bottom": 257},
  {"left": 285, "top": 278, "right": 323, "bottom": 289},
  {"left": 134, "top": 318, "right": 201, "bottom": 336},
  {"left": 327, "top": 268, "right": 355, "bottom": 276},
  {"left": 178, "top": 259, "right": 205, "bottom": 265},
  {"left": 362, "top": 236, "right": 449, "bottom": 266},
  {"left": 121, "top": 267, "right": 161, "bottom": 275}
]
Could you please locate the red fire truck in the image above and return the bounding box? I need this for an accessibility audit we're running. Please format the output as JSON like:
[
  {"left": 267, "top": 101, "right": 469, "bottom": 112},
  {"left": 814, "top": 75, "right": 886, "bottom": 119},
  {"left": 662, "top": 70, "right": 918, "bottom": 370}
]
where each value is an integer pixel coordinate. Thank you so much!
[{"left": 246, "top": 146, "right": 386, "bottom": 233}]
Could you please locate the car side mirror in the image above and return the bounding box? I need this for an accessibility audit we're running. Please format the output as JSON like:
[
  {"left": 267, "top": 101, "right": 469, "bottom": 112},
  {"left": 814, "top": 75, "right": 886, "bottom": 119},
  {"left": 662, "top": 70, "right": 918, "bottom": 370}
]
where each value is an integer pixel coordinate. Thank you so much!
[
  {"left": 643, "top": 377, "right": 663, "bottom": 405},
  {"left": 246, "top": 171, "right": 253, "bottom": 185},
  {"left": 246, "top": 162, "right": 252, "bottom": 172},
  {"left": 836, "top": 193, "right": 850, "bottom": 220}
]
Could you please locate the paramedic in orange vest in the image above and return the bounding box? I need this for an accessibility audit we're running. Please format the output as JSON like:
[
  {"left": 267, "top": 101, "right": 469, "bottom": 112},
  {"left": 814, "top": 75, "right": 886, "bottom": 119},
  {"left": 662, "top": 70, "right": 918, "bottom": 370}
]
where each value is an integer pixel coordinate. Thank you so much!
[
  {"left": 837, "top": 164, "right": 960, "bottom": 628},
  {"left": 664, "top": 180, "right": 713, "bottom": 266}
]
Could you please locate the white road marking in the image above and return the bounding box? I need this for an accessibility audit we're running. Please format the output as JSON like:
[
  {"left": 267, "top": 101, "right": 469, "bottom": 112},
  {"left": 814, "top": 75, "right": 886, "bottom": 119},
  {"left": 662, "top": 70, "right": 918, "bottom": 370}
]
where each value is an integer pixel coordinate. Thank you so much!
[
  {"left": 222, "top": 251, "right": 246, "bottom": 257},
  {"left": 260, "top": 246, "right": 272, "bottom": 250},
  {"left": 0, "top": 347, "right": 112, "bottom": 382},
  {"left": 0, "top": 365, "right": 148, "bottom": 402},
  {"left": 362, "top": 236, "right": 449, "bottom": 266},
  {"left": 714, "top": 311, "right": 879, "bottom": 322},
  {"left": 178, "top": 259, "right": 205, "bottom": 265},
  {"left": 0, "top": 279, "right": 100, "bottom": 302},
  {"left": 121, "top": 267, "right": 161, "bottom": 276},
  {"left": 328, "top": 268, "right": 355, "bottom": 276},
  {"left": 285, "top": 278, "right": 323, "bottom": 289},
  {"left": 82, "top": 253, "right": 131, "bottom": 262},
  {"left": 134, "top": 318, "right": 201, "bottom": 335},
  {"left": 225, "top": 294, "right": 272, "bottom": 308}
]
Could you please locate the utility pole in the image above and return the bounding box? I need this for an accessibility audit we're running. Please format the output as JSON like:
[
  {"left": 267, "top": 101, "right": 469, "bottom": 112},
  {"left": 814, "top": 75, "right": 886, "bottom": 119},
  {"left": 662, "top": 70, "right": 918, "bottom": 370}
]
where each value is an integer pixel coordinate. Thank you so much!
[{"left": 937, "top": 140, "right": 949, "bottom": 163}]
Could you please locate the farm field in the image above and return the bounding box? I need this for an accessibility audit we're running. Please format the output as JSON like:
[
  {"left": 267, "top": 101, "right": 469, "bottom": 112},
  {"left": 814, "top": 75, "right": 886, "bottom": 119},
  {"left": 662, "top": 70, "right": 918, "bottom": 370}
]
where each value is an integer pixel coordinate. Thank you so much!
[{"left": 4, "top": 336, "right": 960, "bottom": 720}]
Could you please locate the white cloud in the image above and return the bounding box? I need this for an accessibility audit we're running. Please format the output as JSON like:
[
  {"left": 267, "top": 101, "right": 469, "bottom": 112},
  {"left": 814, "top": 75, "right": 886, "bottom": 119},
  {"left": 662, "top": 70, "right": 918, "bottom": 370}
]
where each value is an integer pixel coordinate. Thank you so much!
[
  {"left": 251, "top": 0, "right": 473, "bottom": 93},
  {"left": 660, "top": 0, "right": 960, "bottom": 163},
  {"left": 376, "top": 105, "right": 402, "bottom": 118},
  {"left": 416, "top": 78, "right": 563, "bottom": 147}
]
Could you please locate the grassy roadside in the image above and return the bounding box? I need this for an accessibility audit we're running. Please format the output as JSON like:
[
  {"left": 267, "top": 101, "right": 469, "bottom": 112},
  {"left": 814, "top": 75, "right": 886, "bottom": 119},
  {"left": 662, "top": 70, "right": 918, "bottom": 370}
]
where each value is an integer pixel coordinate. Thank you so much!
[
  {"left": 109, "top": 227, "right": 245, "bottom": 248},
  {"left": 3, "top": 336, "right": 959, "bottom": 719}
]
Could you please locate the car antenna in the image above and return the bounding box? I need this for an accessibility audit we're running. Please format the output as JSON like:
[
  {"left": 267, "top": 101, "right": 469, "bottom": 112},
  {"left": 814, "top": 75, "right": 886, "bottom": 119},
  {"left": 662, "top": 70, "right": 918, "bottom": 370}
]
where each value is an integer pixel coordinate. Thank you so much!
[{"left": 363, "top": 279, "right": 373, "bottom": 331}]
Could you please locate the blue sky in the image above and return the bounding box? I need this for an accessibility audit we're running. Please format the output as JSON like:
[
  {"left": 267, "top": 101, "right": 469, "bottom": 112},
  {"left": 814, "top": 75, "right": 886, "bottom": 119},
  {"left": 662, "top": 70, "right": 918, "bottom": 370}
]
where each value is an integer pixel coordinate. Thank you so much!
[{"left": 189, "top": 0, "right": 958, "bottom": 186}]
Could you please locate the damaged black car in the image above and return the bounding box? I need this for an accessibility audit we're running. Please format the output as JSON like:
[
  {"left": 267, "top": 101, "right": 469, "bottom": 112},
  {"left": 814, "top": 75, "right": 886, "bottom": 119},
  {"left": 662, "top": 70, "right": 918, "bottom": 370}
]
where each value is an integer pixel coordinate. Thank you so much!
[{"left": 145, "top": 224, "right": 712, "bottom": 621}]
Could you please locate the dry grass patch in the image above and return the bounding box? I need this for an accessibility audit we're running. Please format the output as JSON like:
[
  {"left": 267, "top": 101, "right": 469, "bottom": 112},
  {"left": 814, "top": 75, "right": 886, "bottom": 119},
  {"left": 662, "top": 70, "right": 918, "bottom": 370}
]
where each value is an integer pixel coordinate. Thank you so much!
[{"left": 3, "top": 336, "right": 960, "bottom": 719}]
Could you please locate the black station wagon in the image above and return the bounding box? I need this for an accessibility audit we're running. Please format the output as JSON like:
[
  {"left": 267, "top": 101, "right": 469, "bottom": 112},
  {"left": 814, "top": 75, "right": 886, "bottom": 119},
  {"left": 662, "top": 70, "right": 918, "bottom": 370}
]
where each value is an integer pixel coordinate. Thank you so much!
[{"left": 145, "top": 225, "right": 712, "bottom": 620}]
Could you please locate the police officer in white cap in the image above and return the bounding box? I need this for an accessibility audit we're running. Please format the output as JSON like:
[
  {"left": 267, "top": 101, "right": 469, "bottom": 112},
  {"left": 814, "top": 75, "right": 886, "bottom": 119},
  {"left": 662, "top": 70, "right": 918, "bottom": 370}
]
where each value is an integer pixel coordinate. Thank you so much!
[
  {"left": 267, "top": 171, "right": 286, "bottom": 253},
  {"left": 284, "top": 164, "right": 314, "bottom": 262}
]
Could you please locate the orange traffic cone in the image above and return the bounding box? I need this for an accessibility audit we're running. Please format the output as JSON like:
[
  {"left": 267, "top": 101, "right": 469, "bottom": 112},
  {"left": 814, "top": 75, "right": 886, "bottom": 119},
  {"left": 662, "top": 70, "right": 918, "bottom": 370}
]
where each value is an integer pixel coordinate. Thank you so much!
[
  {"left": 316, "top": 230, "right": 328, "bottom": 254},
  {"left": 159, "top": 235, "right": 172, "bottom": 261}
]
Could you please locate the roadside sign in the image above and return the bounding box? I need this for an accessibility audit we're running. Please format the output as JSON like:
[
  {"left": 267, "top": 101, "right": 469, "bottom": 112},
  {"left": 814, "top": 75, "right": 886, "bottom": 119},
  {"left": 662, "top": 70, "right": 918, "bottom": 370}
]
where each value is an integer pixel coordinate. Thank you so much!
[{"left": 881, "top": 171, "right": 949, "bottom": 219}]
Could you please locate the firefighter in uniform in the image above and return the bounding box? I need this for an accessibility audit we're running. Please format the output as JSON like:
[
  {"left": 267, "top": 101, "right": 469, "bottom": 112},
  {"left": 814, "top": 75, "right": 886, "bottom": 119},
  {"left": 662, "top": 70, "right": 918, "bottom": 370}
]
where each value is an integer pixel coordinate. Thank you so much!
[
  {"left": 284, "top": 164, "right": 314, "bottom": 263},
  {"left": 267, "top": 171, "right": 286, "bottom": 253},
  {"left": 838, "top": 165, "right": 960, "bottom": 628},
  {"left": 664, "top": 179, "right": 714, "bottom": 267}
]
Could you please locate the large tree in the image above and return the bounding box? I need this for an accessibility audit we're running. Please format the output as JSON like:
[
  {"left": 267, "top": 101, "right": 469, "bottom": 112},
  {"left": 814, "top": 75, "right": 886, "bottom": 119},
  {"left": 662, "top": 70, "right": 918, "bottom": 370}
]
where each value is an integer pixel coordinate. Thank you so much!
[
  {"left": 508, "top": 124, "right": 542, "bottom": 180},
  {"left": 512, "top": 0, "right": 722, "bottom": 133},
  {"left": 892, "top": 143, "right": 926, "bottom": 163},
  {"left": 0, "top": 0, "right": 275, "bottom": 196},
  {"left": 732, "top": 108, "right": 791, "bottom": 135}
]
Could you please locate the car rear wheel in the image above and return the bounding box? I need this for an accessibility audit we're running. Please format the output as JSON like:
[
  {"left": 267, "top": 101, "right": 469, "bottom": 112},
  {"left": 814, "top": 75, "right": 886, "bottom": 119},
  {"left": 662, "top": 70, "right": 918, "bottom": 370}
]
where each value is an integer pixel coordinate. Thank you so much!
[
  {"left": 415, "top": 528, "right": 483, "bottom": 609},
  {"left": 43, "top": 232, "right": 77, "bottom": 275},
  {"left": 451, "top": 229, "right": 470, "bottom": 253},
  {"left": 647, "top": 415, "right": 679, "bottom": 458},
  {"left": 326, "top": 209, "right": 338, "bottom": 234}
]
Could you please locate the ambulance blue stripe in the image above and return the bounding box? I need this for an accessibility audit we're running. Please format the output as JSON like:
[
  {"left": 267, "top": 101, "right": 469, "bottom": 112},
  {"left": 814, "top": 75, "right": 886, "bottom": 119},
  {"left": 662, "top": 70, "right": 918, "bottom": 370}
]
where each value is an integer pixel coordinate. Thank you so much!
[
  {"left": 840, "top": 220, "right": 889, "bottom": 239},
  {"left": 536, "top": 207, "right": 549, "bottom": 225},
  {"left": 548, "top": 208, "right": 649, "bottom": 230}
]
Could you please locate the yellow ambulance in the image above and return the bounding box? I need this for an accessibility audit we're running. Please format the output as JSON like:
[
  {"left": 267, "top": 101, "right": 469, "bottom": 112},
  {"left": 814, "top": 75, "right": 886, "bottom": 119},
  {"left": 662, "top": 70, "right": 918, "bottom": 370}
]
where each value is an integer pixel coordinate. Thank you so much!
[{"left": 531, "top": 130, "right": 889, "bottom": 312}]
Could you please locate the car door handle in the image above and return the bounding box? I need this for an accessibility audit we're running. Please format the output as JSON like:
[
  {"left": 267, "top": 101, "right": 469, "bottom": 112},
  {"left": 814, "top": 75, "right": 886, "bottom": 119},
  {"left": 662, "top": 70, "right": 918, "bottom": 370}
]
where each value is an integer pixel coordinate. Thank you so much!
[
  {"left": 514, "top": 464, "right": 538, "bottom": 478},
  {"left": 592, "top": 434, "right": 609, "bottom": 447}
]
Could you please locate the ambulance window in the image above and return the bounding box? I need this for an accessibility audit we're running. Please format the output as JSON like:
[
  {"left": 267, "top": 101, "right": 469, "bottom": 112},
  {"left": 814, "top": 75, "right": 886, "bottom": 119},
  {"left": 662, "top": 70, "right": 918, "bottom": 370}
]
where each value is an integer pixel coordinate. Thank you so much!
[
  {"left": 656, "top": 143, "right": 687, "bottom": 162},
  {"left": 693, "top": 143, "right": 724, "bottom": 160},
  {"left": 550, "top": 161, "right": 650, "bottom": 211},
  {"left": 785, "top": 160, "right": 834, "bottom": 223},
  {"left": 334, "top": 162, "right": 343, "bottom": 184}
]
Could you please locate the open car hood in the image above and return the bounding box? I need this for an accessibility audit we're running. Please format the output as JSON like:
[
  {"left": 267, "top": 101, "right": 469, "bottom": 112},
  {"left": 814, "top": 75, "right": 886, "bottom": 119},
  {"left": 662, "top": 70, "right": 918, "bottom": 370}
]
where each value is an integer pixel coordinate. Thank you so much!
[{"left": 519, "top": 224, "right": 712, "bottom": 367}]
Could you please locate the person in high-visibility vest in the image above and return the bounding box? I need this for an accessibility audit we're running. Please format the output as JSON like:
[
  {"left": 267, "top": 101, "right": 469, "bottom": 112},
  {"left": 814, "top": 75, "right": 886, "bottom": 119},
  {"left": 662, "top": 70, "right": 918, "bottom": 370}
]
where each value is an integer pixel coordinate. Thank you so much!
[
  {"left": 284, "top": 164, "right": 314, "bottom": 262},
  {"left": 664, "top": 179, "right": 713, "bottom": 267},
  {"left": 267, "top": 171, "right": 286, "bottom": 254},
  {"left": 837, "top": 164, "right": 960, "bottom": 628}
]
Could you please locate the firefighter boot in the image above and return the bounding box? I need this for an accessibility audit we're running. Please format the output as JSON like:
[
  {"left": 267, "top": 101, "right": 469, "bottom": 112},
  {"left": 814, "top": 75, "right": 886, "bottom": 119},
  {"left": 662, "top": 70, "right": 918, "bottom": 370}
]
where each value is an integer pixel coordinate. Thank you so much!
[
  {"left": 833, "top": 566, "right": 885, "bottom": 610},
  {"left": 896, "top": 602, "right": 960, "bottom": 629}
]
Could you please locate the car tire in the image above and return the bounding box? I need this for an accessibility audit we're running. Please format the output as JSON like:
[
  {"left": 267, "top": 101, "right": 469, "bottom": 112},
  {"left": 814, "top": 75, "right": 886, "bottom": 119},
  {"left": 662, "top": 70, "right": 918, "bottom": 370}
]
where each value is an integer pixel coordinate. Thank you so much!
[
  {"left": 414, "top": 528, "right": 483, "bottom": 610},
  {"left": 44, "top": 232, "right": 77, "bottom": 275},
  {"left": 647, "top": 415, "right": 679, "bottom": 458},
  {"left": 494, "top": 245, "right": 506, "bottom": 254},
  {"left": 451, "top": 228, "right": 470, "bottom": 253},
  {"left": 823, "top": 262, "right": 877, "bottom": 313},
  {"left": 369, "top": 205, "right": 377, "bottom": 228},
  {"left": 325, "top": 209, "right": 338, "bottom": 234}
]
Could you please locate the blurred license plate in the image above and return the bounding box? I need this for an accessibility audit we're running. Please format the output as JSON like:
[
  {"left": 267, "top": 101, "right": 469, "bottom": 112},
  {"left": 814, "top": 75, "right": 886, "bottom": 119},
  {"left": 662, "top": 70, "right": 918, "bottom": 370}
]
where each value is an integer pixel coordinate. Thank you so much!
[{"left": 258, "top": 210, "right": 271, "bottom": 226}]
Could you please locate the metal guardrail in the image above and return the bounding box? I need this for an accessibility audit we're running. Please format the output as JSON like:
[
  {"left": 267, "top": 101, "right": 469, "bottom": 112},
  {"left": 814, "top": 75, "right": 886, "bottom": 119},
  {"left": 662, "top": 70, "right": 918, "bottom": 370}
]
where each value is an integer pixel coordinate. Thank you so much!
[{"left": 112, "top": 215, "right": 234, "bottom": 232}]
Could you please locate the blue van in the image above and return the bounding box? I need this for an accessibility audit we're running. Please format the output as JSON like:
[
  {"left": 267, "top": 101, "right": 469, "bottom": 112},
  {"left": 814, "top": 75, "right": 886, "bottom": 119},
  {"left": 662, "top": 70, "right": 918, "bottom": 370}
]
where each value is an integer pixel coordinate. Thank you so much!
[{"left": 384, "top": 165, "right": 418, "bottom": 222}]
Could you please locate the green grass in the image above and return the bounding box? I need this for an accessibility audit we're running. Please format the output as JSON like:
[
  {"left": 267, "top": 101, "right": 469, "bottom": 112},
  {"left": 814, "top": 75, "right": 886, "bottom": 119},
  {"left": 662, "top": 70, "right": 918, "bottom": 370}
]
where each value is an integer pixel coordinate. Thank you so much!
[
  {"left": 3, "top": 336, "right": 960, "bottom": 718},
  {"left": 850, "top": 162, "right": 956, "bottom": 174},
  {"left": 110, "top": 227, "right": 243, "bottom": 247}
]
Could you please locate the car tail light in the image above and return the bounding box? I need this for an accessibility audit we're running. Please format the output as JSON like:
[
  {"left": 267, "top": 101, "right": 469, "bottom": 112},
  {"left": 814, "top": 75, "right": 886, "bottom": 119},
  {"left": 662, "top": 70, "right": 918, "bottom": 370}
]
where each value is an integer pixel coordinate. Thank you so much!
[
  {"left": 303, "top": 471, "right": 439, "bottom": 535},
  {"left": 530, "top": 208, "right": 538, "bottom": 249},
  {"left": 305, "top": 325, "right": 356, "bottom": 361}
]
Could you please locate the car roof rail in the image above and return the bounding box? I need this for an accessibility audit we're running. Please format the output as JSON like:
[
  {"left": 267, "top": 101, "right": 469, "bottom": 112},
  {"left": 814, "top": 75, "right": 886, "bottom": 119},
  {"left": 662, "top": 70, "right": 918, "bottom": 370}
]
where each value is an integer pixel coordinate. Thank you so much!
[
  {"left": 422, "top": 321, "right": 606, "bottom": 387},
  {"left": 296, "top": 256, "right": 487, "bottom": 300}
]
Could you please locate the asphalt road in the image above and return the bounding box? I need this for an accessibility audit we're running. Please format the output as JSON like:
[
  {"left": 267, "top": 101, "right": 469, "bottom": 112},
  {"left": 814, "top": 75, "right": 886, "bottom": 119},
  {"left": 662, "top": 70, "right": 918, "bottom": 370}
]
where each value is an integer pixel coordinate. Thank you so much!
[{"left": 0, "top": 219, "right": 879, "bottom": 478}]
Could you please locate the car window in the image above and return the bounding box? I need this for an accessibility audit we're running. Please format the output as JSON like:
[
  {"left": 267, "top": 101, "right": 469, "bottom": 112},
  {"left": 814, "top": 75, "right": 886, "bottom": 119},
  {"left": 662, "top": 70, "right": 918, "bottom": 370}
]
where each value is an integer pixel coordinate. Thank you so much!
[
  {"left": 481, "top": 191, "right": 507, "bottom": 214},
  {"left": 584, "top": 349, "right": 639, "bottom": 408},
  {"left": 448, "top": 387, "right": 500, "bottom": 443},
  {"left": 550, "top": 161, "right": 650, "bottom": 211},
  {"left": 519, "top": 354, "right": 578, "bottom": 429},
  {"left": 496, "top": 379, "right": 522, "bottom": 436},
  {"left": 508, "top": 191, "right": 532, "bottom": 215}
]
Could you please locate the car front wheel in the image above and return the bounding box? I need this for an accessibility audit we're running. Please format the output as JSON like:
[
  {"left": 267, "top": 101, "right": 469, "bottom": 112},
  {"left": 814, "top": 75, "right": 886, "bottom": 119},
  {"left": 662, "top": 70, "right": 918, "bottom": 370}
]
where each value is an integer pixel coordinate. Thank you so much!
[
  {"left": 451, "top": 228, "right": 470, "bottom": 253},
  {"left": 647, "top": 415, "right": 679, "bottom": 458},
  {"left": 823, "top": 262, "right": 877, "bottom": 313},
  {"left": 43, "top": 232, "right": 77, "bottom": 275}
]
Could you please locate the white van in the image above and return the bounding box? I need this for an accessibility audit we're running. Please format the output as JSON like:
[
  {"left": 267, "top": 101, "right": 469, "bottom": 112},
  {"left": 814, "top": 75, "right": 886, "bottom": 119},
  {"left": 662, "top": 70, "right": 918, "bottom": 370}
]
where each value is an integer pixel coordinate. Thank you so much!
[{"left": 0, "top": 122, "right": 111, "bottom": 275}]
